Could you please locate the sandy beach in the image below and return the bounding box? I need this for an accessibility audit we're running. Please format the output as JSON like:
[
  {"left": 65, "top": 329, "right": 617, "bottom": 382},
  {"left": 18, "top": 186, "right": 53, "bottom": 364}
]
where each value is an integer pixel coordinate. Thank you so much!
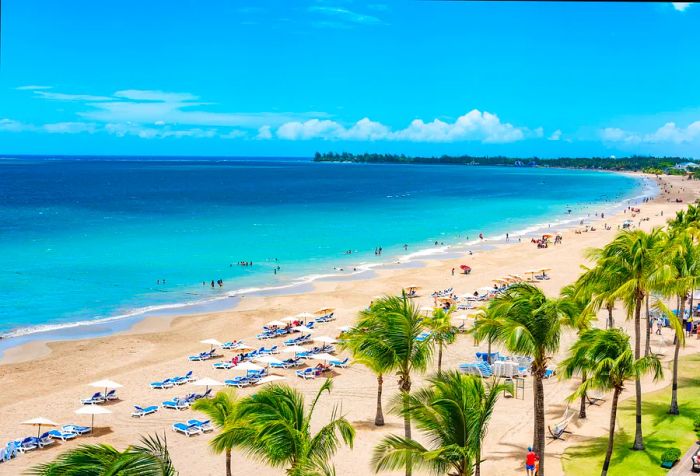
[{"left": 2, "top": 172, "right": 699, "bottom": 476}]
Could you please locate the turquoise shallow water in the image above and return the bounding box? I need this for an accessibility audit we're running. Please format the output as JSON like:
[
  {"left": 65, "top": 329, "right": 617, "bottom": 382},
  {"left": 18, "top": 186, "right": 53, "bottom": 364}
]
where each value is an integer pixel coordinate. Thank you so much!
[{"left": 0, "top": 157, "right": 650, "bottom": 340}]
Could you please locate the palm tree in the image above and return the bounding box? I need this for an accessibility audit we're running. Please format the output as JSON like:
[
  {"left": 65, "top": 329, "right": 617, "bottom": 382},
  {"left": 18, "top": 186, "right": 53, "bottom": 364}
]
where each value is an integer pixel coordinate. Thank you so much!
[
  {"left": 28, "top": 433, "right": 176, "bottom": 476},
  {"left": 372, "top": 371, "right": 510, "bottom": 476},
  {"left": 235, "top": 379, "right": 354, "bottom": 476},
  {"left": 351, "top": 294, "right": 433, "bottom": 476},
  {"left": 587, "top": 228, "right": 669, "bottom": 450},
  {"left": 192, "top": 390, "right": 248, "bottom": 476},
  {"left": 470, "top": 305, "right": 500, "bottom": 365},
  {"left": 659, "top": 230, "right": 700, "bottom": 414},
  {"left": 563, "top": 329, "right": 662, "bottom": 476},
  {"left": 471, "top": 283, "right": 576, "bottom": 476},
  {"left": 426, "top": 307, "right": 457, "bottom": 373},
  {"left": 341, "top": 311, "right": 394, "bottom": 426}
]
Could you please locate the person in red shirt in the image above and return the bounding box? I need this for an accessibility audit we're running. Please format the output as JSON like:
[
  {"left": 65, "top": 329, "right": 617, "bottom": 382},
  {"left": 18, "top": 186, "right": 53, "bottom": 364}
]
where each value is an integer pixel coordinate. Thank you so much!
[{"left": 526, "top": 447, "right": 538, "bottom": 476}]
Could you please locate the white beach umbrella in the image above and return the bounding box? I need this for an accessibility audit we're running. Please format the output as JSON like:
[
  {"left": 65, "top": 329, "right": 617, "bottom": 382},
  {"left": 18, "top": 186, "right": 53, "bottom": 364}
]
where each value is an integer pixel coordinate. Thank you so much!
[
  {"left": 75, "top": 406, "right": 111, "bottom": 432},
  {"left": 292, "top": 326, "right": 315, "bottom": 333},
  {"left": 315, "top": 308, "right": 335, "bottom": 315},
  {"left": 234, "top": 362, "right": 264, "bottom": 371},
  {"left": 337, "top": 325, "right": 353, "bottom": 332},
  {"left": 296, "top": 312, "right": 315, "bottom": 321},
  {"left": 311, "top": 353, "right": 336, "bottom": 361},
  {"left": 255, "top": 356, "right": 284, "bottom": 366},
  {"left": 313, "top": 336, "right": 337, "bottom": 344},
  {"left": 191, "top": 377, "right": 224, "bottom": 393},
  {"left": 281, "top": 345, "right": 308, "bottom": 354},
  {"left": 266, "top": 320, "right": 287, "bottom": 327},
  {"left": 89, "top": 379, "right": 123, "bottom": 398},
  {"left": 231, "top": 343, "right": 254, "bottom": 350},
  {"left": 256, "top": 375, "right": 287, "bottom": 385},
  {"left": 22, "top": 417, "right": 58, "bottom": 438},
  {"left": 281, "top": 316, "right": 299, "bottom": 322},
  {"left": 201, "top": 338, "right": 223, "bottom": 347}
]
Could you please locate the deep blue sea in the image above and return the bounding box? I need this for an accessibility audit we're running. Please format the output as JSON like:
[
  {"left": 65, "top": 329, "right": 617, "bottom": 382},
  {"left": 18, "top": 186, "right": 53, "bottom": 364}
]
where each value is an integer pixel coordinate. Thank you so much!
[{"left": 0, "top": 157, "right": 650, "bottom": 340}]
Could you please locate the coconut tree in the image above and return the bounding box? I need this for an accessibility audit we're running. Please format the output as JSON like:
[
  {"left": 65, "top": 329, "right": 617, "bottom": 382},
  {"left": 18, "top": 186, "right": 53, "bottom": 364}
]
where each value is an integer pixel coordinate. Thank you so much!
[
  {"left": 587, "top": 228, "right": 669, "bottom": 450},
  {"left": 192, "top": 390, "right": 249, "bottom": 476},
  {"left": 235, "top": 379, "right": 354, "bottom": 476},
  {"left": 28, "top": 433, "right": 176, "bottom": 476},
  {"left": 352, "top": 294, "right": 433, "bottom": 476},
  {"left": 372, "top": 371, "right": 510, "bottom": 476},
  {"left": 341, "top": 311, "right": 394, "bottom": 426},
  {"left": 471, "top": 283, "right": 576, "bottom": 476},
  {"left": 563, "top": 329, "right": 662, "bottom": 476},
  {"left": 426, "top": 307, "right": 457, "bottom": 373}
]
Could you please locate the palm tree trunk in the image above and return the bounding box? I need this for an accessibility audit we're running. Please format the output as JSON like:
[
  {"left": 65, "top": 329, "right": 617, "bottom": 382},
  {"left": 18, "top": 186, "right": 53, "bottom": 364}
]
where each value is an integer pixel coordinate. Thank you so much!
[
  {"left": 487, "top": 337, "right": 492, "bottom": 365},
  {"left": 375, "top": 374, "right": 385, "bottom": 426},
  {"left": 669, "top": 296, "right": 685, "bottom": 415},
  {"left": 474, "top": 445, "right": 481, "bottom": 476},
  {"left": 601, "top": 387, "right": 622, "bottom": 476},
  {"left": 607, "top": 304, "right": 614, "bottom": 329},
  {"left": 644, "top": 295, "right": 651, "bottom": 357},
  {"left": 401, "top": 375, "right": 412, "bottom": 476},
  {"left": 226, "top": 448, "right": 232, "bottom": 476},
  {"left": 438, "top": 342, "right": 443, "bottom": 373},
  {"left": 579, "top": 372, "right": 587, "bottom": 419},
  {"left": 633, "top": 294, "right": 645, "bottom": 451},
  {"left": 533, "top": 373, "right": 545, "bottom": 475}
]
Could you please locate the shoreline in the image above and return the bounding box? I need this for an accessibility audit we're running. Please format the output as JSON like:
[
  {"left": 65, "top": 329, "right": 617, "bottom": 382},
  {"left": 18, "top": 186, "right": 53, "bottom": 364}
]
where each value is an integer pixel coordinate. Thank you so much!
[
  {"left": 0, "top": 170, "right": 655, "bottom": 358},
  {"left": 0, "top": 173, "right": 696, "bottom": 476}
]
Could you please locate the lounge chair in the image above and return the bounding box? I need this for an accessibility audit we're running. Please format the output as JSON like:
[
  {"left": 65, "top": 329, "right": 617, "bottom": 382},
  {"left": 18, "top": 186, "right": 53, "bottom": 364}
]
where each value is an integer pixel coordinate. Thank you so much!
[
  {"left": 47, "top": 429, "right": 77, "bottom": 441},
  {"left": 132, "top": 405, "right": 159, "bottom": 417},
  {"left": 80, "top": 392, "right": 105, "bottom": 405},
  {"left": 172, "top": 422, "right": 201, "bottom": 437},
  {"left": 16, "top": 437, "right": 38, "bottom": 452},
  {"left": 221, "top": 341, "right": 242, "bottom": 349},
  {"left": 213, "top": 362, "right": 233, "bottom": 370},
  {"left": 260, "top": 345, "right": 279, "bottom": 355},
  {"left": 62, "top": 424, "right": 90, "bottom": 435},
  {"left": 586, "top": 391, "right": 606, "bottom": 406},
  {"left": 329, "top": 357, "right": 350, "bottom": 368},
  {"left": 548, "top": 407, "right": 574, "bottom": 440},
  {"left": 225, "top": 377, "right": 250, "bottom": 388},
  {"left": 543, "top": 368, "right": 556, "bottom": 379},
  {"left": 150, "top": 379, "right": 174, "bottom": 389},
  {"left": 296, "top": 368, "right": 316, "bottom": 380},
  {"left": 256, "top": 332, "right": 274, "bottom": 340},
  {"left": 104, "top": 389, "right": 118, "bottom": 400},
  {"left": 37, "top": 432, "right": 55, "bottom": 448},
  {"left": 192, "top": 388, "right": 212, "bottom": 400},
  {"left": 162, "top": 398, "right": 189, "bottom": 410},
  {"left": 172, "top": 371, "right": 194, "bottom": 384},
  {"left": 188, "top": 350, "right": 214, "bottom": 361},
  {"left": 187, "top": 419, "right": 213, "bottom": 433}
]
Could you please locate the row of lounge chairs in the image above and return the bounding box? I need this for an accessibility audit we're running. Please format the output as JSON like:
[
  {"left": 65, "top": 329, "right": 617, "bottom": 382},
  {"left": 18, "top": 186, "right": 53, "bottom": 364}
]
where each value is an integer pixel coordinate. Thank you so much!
[
  {"left": 315, "top": 312, "right": 335, "bottom": 323},
  {"left": 80, "top": 389, "right": 118, "bottom": 405},
  {"left": 150, "top": 371, "right": 194, "bottom": 389},
  {"left": 432, "top": 288, "right": 453, "bottom": 298},
  {"left": 188, "top": 350, "right": 220, "bottom": 361},
  {"left": 2, "top": 424, "right": 92, "bottom": 462},
  {"left": 162, "top": 389, "right": 212, "bottom": 410},
  {"left": 172, "top": 419, "right": 212, "bottom": 437},
  {"left": 224, "top": 369, "right": 269, "bottom": 387}
]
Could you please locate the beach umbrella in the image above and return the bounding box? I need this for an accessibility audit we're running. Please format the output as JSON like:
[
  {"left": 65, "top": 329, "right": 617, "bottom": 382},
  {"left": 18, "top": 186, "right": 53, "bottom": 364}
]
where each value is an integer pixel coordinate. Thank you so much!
[
  {"left": 292, "top": 326, "right": 315, "bottom": 333},
  {"left": 296, "top": 312, "right": 315, "bottom": 322},
  {"left": 311, "top": 353, "right": 336, "bottom": 361},
  {"left": 234, "top": 362, "right": 264, "bottom": 372},
  {"left": 539, "top": 267, "right": 551, "bottom": 276},
  {"left": 460, "top": 265, "right": 471, "bottom": 274},
  {"left": 337, "top": 325, "right": 353, "bottom": 333},
  {"left": 89, "top": 379, "right": 123, "bottom": 399},
  {"left": 281, "top": 345, "right": 308, "bottom": 355},
  {"left": 313, "top": 336, "right": 337, "bottom": 344},
  {"left": 191, "top": 377, "right": 224, "bottom": 393},
  {"left": 281, "top": 316, "right": 299, "bottom": 322},
  {"left": 200, "top": 338, "right": 222, "bottom": 349},
  {"left": 22, "top": 417, "right": 58, "bottom": 438},
  {"left": 231, "top": 343, "right": 254, "bottom": 350},
  {"left": 255, "top": 356, "right": 284, "bottom": 366},
  {"left": 256, "top": 375, "right": 286, "bottom": 385},
  {"left": 266, "top": 320, "right": 287, "bottom": 327},
  {"left": 315, "top": 308, "right": 334, "bottom": 315},
  {"left": 75, "top": 406, "right": 111, "bottom": 433}
]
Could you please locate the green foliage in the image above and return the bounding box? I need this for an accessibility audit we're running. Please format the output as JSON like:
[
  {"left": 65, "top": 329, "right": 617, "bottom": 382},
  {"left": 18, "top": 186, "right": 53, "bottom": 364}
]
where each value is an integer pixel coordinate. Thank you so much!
[
  {"left": 660, "top": 447, "right": 681, "bottom": 463},
  {"left": 28, "top": 433, "right": 176, "bottom": 476}
]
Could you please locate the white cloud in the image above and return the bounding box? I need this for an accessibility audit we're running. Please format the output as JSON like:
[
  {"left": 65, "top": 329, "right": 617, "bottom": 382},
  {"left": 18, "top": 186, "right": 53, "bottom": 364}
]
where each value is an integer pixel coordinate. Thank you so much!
[
  {"left": 15, "top": 85, "right": 51, "bottom": 90},
  {"left": 275, "top": 110, "right": 531, "bottom": 143},
  {"left": 602, "top": 121, "right": 700, "bottom": 144},
  {"left": 0, "top": 118, "right": 34, "bottom": 132},
  {"left": 256, "top": 125, "right": 273, "bottom": 140},
  {"left": 35, "top": 91, "right": 114, "bottom": 101},
  {"left": 309, "top": 6, "right": 383, "bottom": 26},
  {"left": 548, "top": 129, "right": 562, "bottom": 141},
  {"left": 113, "top": 90, "right": 199, "bottom": 102},
  {"left": 42, "top": 122, "right": 98, "bottom": 134},
  {"left": 104, "top": 122, "right": 217, "bottom": 139},
  {"left": 221, "top": 129, "right": 248, "bottom": 139},
  {"left": 672, "top": 3, "right": 691, "bottom": 11}
]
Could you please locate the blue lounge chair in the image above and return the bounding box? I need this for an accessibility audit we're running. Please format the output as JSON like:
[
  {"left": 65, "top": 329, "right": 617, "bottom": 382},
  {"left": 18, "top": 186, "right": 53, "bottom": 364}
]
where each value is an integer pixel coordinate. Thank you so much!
[
  {"left": 213, "top": 362, "right": 233, "bottom": 370},
  {"left": 36, "top": 432, "right": 55, "bottom": 448},
  {"left": 260, "top": 345, "right": 279, "bottom": 355},
  {"left": 296, "top": 368, "right": 316, "bottom": 380},
  {"left": 62, "top": 424, "right": 90, "bottom": 435},
  {"left": 132, "top": 405, "right": 159, "bottom": 417},
  {"left": 80, "top": 392, "right": 105, "bottom": 405},
  {"left": 172, "top": 422, "right": 201, "bottom": 437},
  {"left": 187, "top": 419, "right": 213, "bottom": 432},
  {"left": 162, "top": 398, "right": 189, "bottom": 410},
  {"left": 225, "top": 377, "right": 250, "bottom": 388},
  {"left": 329, "top": 357, "right": 350, "bottom": 368},
  {"left": 104, "top": 389, "right": 118, "bottom": 400},
  {"left": 16, "top": 437, "right": 38, "bottom": 452},
  {"left": 188, "top": 350, "right": 214, "bottom": 361},
  {"left": 172, "top": 371, "right": 193, "bottom": 384},
  {"left": 544, "top": 368, "right": 556, "bottom": 379},
  {"left": 192, "top": 388, "right": 212, "bottom": 400},
  {"left": 150, "top": 379, "right": 174, "bottom": 389},
  {"left": 256, "top": 332, "right": 274, "bottom": 340},
  {"left": 47, "top": 429, "right": 77, "bottom": 441}
]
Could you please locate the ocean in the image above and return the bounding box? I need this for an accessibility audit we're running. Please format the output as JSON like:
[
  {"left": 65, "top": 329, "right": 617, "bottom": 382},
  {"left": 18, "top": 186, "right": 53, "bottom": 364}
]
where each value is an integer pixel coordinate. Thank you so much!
[{"left": 0, "top": 157, "right": 650, "bottom": 345}]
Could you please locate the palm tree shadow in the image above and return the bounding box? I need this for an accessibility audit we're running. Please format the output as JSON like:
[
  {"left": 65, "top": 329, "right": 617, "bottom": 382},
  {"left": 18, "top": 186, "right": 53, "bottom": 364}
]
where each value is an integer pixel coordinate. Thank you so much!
[{"left": 351, "top": 419, "right": 403, "bottom": 431}]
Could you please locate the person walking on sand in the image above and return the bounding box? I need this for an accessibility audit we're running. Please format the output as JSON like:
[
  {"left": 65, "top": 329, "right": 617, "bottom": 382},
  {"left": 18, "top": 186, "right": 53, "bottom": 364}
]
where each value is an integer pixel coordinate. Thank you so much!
[
  {"left": 525, "top": 447, "right": 538, "bottom": 476},
  {"left": 451, "top": 267, "right": 455, "bottom": 276}
]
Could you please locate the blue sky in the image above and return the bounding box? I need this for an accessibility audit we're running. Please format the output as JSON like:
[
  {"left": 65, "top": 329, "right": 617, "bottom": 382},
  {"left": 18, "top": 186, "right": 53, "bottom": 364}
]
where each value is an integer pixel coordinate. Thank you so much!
[{"left": 1, "top": 0, "right": 699, "bottom": 157}]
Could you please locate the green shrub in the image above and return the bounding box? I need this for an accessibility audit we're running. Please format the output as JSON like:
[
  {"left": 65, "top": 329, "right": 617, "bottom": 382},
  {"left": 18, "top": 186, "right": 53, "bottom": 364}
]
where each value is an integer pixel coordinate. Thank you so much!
[
  {"left": 693, "top": 416, "right": 700, "bottom": 431},
  {"left": 661, "top": 447, "right": 681, "bottom": 463}
]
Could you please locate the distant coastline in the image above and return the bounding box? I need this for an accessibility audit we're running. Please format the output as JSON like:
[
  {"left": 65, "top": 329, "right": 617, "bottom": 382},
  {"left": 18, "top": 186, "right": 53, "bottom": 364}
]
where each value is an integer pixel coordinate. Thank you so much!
[{"left": 313, "top": 151, "right": 694, "bottom": 173}]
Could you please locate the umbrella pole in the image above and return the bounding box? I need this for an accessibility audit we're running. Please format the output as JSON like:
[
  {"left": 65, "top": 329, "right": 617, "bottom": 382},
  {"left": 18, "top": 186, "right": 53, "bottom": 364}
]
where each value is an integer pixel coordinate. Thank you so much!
[
  {"left": 91, "top": 414, "right": 94, "bottom": 434},
  {"left": 37, "top": 425, "right": 41, "bottom": 439}
]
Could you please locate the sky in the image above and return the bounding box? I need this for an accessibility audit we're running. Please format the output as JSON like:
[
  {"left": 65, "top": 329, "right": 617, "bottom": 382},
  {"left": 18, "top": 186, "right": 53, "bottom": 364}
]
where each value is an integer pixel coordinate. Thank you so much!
[{"left": 1, "top": 0, "right": 699, "bottom": 158}]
